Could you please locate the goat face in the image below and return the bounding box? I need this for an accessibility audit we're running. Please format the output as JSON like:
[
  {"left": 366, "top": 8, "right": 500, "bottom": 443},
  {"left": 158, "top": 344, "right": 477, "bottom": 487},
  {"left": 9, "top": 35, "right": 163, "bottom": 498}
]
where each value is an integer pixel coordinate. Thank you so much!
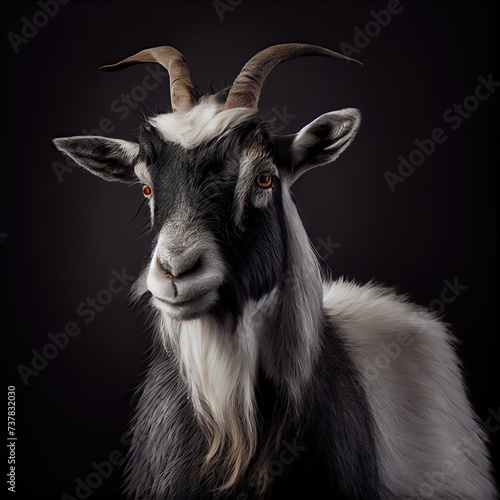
[
  {"left": 138, "top": 108, "right": 290, "bottom": 321},
  {"left": 53, "top": 44, "right": 361, "bottom": 321}
]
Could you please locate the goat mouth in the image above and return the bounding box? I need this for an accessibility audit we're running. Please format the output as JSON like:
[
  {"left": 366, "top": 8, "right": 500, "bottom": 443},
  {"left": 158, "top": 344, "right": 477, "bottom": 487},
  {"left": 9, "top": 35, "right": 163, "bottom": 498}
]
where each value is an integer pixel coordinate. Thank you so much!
[
  {"left": 155, "top": 294, "right": 205, "bottom": 307},
  {"left": 152, "top": 288, "right": 219, "bottom": 319}
]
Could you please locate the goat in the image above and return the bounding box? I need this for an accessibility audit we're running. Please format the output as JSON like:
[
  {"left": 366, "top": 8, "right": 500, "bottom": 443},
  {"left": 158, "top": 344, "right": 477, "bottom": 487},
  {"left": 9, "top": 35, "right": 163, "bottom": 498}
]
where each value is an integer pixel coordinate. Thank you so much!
[{"left": 54, "top": 43, "right": 496, "bottom": 499}]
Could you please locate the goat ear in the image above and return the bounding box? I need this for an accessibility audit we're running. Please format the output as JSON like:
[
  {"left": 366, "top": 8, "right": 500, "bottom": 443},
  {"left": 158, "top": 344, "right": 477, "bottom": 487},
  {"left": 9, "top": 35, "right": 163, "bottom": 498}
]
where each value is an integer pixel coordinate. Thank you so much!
[
  {"left": 282, "top": 108, "right": 361, "bottom": 183},
  {"left": 52, "top": 136, "right": 140, "bottom": 183}
]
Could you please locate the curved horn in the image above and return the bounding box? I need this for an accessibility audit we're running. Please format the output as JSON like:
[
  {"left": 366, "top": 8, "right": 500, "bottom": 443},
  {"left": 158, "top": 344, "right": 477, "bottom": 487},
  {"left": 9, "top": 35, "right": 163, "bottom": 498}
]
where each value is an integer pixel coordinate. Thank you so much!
[
  {"left": 100, "top": 46, "right": 197, "bottom": 112},
  {"left": 225, "top": 43, "right": 361, "bottom": 110}
]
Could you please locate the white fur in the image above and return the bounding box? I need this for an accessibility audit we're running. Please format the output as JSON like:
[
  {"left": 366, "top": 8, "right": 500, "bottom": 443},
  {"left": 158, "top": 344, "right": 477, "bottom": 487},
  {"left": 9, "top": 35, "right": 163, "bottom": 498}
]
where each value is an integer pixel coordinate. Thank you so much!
[
  {"left": 150, "top": 97, "right": 256, "bottom": 149},
  {"left": 279, "top": 189, "right": 322, "bottom": 396},
  {"left": 134, "top": 161, "right": 151, "bottom": 185},
  {"left": 119, "top": 139, "right": 140, "bottom": 161},
  {"left": 322, "top": 278, "right": 496, "bottom": 499},
  {"left": 156, "top": 294, "right": 280, "bottom": 489}
]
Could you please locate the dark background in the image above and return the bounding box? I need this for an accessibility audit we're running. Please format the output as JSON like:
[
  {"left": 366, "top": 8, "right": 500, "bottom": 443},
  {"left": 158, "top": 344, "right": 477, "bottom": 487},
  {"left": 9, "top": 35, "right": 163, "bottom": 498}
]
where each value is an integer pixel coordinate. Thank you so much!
[{"left": 1, "top": 1, "right": 498, "bottom": 498}]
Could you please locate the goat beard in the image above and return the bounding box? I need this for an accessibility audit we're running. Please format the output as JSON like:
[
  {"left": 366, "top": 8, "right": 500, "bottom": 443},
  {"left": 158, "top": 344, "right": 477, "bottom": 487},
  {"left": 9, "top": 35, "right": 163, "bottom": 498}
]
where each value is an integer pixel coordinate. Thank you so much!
[{"left": 172, "top": 312, "right": 259, "bottom": 491}]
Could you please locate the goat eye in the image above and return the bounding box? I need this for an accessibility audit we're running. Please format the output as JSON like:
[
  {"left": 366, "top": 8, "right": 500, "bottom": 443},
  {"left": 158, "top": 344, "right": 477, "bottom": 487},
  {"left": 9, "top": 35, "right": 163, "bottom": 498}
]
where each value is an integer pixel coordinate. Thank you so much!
[
  {"left": 142, "top": 185, "right": 152, "bottom": 197},
  {"left": 256, "top": 173, "right": 273, "bottom": 189}
]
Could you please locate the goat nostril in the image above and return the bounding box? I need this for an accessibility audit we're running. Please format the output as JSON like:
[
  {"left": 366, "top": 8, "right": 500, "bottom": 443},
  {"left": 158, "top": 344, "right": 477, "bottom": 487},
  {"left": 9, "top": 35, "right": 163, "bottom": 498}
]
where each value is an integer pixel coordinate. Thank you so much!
[
  {"left": 156, "top": 254, "right": 174, "bottom": 278},
  {"left": 156, "top": 251, "right": 202, "bottom": 280}
]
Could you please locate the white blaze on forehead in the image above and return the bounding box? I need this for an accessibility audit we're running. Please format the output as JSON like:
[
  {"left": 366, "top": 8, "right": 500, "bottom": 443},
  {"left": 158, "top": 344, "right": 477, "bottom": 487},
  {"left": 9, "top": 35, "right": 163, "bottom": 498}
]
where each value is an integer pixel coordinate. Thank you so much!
[{"left": 149, "top": 97, "right": 256, "bottom": 149}]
